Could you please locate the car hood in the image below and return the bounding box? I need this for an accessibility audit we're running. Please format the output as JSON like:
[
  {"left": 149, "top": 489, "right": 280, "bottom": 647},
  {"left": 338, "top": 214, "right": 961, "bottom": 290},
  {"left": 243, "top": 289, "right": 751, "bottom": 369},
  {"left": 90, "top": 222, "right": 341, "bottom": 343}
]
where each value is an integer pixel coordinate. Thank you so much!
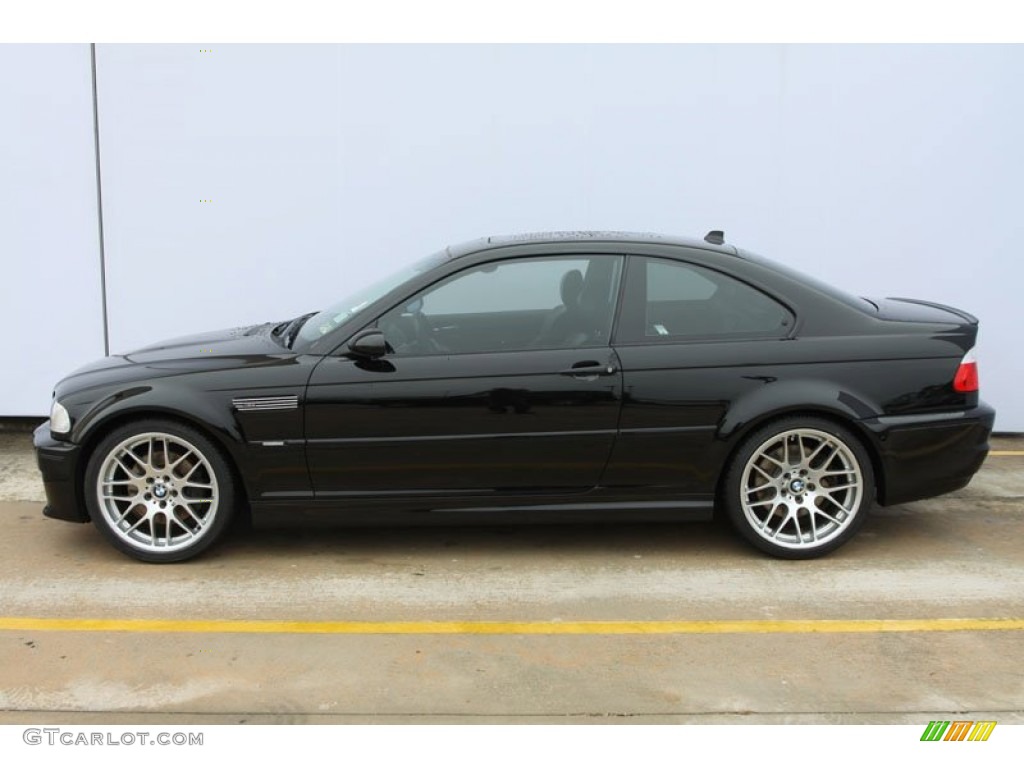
[
  {"left": 56, "top": 323, "right": 291, "bottom": 393},
  {"left": 124, "top": 324, "right": 280, "bottom": 364}
]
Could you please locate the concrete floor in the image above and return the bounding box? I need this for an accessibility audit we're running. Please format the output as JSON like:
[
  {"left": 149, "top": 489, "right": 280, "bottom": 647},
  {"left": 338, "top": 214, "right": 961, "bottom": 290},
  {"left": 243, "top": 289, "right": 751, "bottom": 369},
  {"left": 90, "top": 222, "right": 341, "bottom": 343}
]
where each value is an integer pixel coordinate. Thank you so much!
[{"left": 0, "top": 429, "right": 1022, "bottom": 724}]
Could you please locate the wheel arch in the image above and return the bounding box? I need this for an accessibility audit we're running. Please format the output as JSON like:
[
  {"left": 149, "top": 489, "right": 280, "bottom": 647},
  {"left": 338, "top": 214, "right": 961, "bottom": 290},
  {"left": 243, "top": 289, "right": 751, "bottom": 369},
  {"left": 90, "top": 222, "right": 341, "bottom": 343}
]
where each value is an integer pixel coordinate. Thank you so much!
[
  {"left": 714, "top": 406, "right": 886, "bottom": 510},
  {"left": 75, "top": 408, "right": 251, "bottom": 523}
]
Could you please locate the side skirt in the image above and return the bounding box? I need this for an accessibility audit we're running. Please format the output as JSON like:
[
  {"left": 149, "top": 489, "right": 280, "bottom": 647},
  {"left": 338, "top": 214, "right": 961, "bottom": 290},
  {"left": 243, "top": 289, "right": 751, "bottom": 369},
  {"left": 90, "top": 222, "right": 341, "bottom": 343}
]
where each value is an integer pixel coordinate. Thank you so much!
[{"left": 249, "top": 494, "right": 715, "bottom": 529}]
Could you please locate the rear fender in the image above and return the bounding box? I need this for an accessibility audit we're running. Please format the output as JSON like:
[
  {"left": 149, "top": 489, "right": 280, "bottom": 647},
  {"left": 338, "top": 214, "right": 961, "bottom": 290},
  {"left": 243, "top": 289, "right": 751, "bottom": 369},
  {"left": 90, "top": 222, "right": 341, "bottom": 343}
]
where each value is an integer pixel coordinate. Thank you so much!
[{"left": 719, "top": 378, "right": 879, "bottom": 442}]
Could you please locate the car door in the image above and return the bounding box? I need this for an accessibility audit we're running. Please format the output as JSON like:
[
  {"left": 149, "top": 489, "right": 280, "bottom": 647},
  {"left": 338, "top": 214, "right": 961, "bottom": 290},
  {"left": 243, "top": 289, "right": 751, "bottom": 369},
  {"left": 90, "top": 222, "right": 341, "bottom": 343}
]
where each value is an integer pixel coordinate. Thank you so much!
[
  {"left": 305, "top": 253, "right": 625, "bottom": 499},
  {"left": 603, "top": 254, "right": 795, "bottom": 494}
]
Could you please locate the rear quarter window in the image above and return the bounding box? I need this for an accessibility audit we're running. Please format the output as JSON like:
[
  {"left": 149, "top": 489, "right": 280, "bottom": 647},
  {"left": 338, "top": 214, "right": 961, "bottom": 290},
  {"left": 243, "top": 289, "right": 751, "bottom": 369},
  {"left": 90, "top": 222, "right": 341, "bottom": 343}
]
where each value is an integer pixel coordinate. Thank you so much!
[{"left": 618, "top": 257, "right": 793, "bottom": 342}]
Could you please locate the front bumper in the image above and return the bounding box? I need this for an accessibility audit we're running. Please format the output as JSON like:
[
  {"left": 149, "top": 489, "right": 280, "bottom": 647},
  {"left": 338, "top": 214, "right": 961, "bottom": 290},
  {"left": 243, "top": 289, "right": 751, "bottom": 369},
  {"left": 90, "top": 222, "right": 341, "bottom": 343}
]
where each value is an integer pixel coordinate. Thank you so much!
[
  {"left": 862, "top": 402, "right": 996, "bottom": 506},
  {"left": 34, "top": 421, "right": 88, "bottom": 523}
]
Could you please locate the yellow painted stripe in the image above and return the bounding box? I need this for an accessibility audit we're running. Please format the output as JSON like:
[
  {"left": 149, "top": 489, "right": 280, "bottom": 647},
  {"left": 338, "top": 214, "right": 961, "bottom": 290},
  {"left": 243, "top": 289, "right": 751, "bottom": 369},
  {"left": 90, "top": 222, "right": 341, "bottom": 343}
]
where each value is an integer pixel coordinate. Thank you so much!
[
  {"left": 989, "top": 450, "right": 1024, "bottom": 456},
  {"left": 0, "top": 617, "right": 1022, "bottom": 636}
]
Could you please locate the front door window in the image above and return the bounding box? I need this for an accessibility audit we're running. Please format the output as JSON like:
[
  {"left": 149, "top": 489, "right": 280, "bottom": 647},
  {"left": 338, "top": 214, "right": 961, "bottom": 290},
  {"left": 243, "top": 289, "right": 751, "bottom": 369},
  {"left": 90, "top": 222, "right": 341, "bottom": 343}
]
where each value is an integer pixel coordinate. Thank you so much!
[{"left": 376, "top": 255, "right": 623, "bottom": 355}]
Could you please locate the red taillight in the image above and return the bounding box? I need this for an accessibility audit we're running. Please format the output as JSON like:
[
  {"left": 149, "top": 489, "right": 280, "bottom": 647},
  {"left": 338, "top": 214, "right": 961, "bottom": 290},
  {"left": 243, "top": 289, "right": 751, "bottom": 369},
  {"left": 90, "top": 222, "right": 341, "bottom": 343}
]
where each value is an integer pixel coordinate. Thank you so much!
[{"left": 953, "top": 349, "right": 979, "bottom": 393}]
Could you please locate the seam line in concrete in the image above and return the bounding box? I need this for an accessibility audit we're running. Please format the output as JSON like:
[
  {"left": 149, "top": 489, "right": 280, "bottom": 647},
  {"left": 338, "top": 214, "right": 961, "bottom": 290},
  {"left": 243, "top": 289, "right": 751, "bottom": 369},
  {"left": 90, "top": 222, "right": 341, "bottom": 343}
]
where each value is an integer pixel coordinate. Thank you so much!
[
  {"left": 1, "top": 617, "right": 1022, "bottom": 635},
  {"left": 2, "top": 708, "right": 1023, "bottom": 719}
]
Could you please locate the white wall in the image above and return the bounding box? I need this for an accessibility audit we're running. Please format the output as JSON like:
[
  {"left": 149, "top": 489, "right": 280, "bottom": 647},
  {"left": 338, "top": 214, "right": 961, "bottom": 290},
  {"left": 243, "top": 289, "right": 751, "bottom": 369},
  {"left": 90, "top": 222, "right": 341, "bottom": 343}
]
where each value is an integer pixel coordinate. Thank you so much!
[
  {"left": 0, "top": 45, "right": 105, "bottom": 415},
  {"left": 95, "top": 45, "right": 343, "bottom": 348},
  {"left": 3, "top": 45, "right": 1022, "bottom": 428}
]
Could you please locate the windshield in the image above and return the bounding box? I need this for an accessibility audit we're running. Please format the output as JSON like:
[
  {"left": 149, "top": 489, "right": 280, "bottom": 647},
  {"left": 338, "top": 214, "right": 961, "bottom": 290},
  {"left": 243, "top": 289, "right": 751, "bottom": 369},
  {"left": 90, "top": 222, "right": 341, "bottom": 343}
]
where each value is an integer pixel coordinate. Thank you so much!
[{"left": 297, "top": 250, "right": 449, "bottom": 344}]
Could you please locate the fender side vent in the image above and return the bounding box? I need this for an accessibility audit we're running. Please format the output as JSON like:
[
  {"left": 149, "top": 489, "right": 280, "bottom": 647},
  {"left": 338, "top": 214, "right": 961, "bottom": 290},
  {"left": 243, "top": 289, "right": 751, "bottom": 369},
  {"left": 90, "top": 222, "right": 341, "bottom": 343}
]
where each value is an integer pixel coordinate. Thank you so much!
[{"left": 232, "top": 395, "right": 299, "bottom": 412}]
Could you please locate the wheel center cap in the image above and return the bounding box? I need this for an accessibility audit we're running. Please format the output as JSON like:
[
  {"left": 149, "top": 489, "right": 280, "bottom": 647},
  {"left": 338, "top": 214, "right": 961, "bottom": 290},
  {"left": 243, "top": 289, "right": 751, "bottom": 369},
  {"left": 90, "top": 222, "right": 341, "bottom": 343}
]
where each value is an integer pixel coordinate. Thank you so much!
[
  {"left": 153, "top": 483, "right": 167, "bottom": 498},
  {"left": 789, "top": 479, "right": 805, "bottom": 494}
]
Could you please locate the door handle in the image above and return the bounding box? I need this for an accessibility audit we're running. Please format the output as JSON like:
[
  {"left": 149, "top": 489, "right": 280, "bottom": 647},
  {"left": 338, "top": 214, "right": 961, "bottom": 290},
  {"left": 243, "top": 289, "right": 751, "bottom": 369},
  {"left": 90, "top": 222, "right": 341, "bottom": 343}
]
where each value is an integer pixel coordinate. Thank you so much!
[{"left": 559, "top": 361, "right": 618, "bottom": 377}]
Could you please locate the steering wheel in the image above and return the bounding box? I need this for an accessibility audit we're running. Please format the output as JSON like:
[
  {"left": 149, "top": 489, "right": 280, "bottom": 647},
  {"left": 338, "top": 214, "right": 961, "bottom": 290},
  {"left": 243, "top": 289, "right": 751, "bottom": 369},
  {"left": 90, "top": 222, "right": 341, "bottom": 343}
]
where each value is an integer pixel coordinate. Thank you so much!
[
  {"left": 409, "top": 310, "right": 447, "bottom": 354},
  {"left": 379, "top": 296, "right": 448, "bottom": 355}
]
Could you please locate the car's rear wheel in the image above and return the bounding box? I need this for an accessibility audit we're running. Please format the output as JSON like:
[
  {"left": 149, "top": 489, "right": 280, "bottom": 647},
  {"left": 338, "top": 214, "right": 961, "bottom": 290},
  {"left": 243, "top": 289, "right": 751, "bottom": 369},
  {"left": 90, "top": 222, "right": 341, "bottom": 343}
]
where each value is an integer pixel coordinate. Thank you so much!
[
  {"left": 84, "top": 419, "right": 235, "bottom": 563},
  {"left": 723, "top": 417, "right": 874, "bottom": 558}
]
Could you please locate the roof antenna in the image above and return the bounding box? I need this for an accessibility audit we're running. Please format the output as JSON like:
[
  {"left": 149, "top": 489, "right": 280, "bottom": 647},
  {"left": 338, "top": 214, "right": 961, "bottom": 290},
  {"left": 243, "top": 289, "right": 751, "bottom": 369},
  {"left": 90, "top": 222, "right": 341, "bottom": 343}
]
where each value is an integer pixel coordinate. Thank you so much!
[{"left": 704, "top": 230, "right": 725, "bottom": 245}]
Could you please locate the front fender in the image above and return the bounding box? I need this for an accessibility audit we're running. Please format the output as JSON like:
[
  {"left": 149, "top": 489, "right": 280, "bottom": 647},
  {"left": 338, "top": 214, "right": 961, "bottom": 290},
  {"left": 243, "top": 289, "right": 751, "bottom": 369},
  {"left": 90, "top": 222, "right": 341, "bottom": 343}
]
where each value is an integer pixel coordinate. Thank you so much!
[{"left": 67, "top": 381, "right": 244, "bottom": 451}]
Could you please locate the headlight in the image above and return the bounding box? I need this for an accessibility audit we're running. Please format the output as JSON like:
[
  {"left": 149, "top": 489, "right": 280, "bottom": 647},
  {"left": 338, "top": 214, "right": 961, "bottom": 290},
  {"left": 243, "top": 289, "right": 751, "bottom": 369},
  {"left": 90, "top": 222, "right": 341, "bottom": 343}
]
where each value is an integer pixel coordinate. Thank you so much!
[{"left": 50, "top": 400, "right": 71, "bottom": 435}]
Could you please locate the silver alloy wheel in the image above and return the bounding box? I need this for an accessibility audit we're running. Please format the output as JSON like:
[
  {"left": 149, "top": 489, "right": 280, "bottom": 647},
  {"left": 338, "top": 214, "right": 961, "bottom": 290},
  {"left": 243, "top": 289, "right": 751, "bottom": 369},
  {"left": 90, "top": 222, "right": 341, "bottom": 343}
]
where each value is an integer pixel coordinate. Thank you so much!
[
  {"left": 739, "top": 428, "right": 864, "bottom": 550},
  {"left": 95, "top": 432, "right": 220, "bottom": 555}
]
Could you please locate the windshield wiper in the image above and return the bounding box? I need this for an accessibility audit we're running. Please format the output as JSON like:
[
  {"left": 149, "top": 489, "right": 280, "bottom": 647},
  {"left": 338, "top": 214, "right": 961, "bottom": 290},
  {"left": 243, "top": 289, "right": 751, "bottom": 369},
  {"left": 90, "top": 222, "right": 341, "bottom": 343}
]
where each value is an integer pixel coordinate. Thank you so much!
[{"left": 280, "top": 312, "right": 317, "bottom": 349}]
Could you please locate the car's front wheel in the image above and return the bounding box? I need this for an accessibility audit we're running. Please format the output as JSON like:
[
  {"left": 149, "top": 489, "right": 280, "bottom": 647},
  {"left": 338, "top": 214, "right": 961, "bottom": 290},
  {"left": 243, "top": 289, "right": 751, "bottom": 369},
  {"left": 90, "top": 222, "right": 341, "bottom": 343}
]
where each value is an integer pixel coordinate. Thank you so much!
[
  {"left": 723, "top": 417, "right": 874, "bottom": 559},
  {"left": 84, "top": 419, "right": 235, "bottom": 563}
]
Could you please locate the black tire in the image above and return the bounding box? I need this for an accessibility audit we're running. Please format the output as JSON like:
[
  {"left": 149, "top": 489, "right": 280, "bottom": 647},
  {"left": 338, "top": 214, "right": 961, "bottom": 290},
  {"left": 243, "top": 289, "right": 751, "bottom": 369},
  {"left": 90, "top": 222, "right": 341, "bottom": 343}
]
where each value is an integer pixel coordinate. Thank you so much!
[
  {"left": 84, "top": 419, "right": 236, "bottom": 563},
  {"left": 723, "top": 416, "right": 875, "bottom": 559}
]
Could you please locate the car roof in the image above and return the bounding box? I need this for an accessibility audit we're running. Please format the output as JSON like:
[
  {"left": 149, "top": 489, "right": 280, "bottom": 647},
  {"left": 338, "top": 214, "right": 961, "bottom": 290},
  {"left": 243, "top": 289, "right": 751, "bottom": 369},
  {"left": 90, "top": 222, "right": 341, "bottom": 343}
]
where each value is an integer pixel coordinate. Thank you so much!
[{"left": 446, "top": 231, "right": 737, "bottom": 259}]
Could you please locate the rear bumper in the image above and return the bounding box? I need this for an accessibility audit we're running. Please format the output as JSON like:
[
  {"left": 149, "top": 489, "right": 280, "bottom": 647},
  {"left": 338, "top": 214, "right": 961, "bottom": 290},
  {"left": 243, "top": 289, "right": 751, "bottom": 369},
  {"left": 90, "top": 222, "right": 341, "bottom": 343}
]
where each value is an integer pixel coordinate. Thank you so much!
[
  {"left": 33, "top": 421, "right": 88, "bottom": 523},
  {"left": 862, "top": 402, "right": 996, "bottom": 506}
]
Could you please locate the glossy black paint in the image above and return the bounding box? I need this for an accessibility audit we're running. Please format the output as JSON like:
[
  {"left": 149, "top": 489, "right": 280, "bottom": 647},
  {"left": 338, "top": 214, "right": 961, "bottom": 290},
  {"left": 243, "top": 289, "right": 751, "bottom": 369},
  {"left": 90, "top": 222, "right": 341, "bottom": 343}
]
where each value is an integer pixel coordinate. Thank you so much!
[
  {"left": 305, "top": 347, "right": 623, "bottom": 496},
  {"left": 36, "top": 232, "right": 994, "bottom": 531}
]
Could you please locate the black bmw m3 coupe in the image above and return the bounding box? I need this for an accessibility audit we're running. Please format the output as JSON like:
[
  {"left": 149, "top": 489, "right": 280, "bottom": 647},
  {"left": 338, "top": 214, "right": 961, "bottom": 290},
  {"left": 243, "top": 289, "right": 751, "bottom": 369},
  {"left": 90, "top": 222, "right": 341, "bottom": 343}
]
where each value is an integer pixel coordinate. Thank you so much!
[{"left": 35, "top": 231, "right": 995, "bottom": 562}]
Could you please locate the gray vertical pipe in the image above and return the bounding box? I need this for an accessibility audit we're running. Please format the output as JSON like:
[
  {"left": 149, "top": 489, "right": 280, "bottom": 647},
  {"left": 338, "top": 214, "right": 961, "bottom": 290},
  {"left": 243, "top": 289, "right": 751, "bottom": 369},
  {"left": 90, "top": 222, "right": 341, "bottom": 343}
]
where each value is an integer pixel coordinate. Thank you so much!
[{"left": 90, "top": 43, "right": 110, "bottom": 357}]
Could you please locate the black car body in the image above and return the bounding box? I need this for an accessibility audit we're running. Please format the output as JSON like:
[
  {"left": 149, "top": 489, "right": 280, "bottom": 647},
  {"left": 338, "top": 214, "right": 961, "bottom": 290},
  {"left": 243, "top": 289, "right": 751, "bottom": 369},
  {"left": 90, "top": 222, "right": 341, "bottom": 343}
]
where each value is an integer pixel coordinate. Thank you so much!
[{"left": 35, "top": 231, "right": 995, "bottom": 561}]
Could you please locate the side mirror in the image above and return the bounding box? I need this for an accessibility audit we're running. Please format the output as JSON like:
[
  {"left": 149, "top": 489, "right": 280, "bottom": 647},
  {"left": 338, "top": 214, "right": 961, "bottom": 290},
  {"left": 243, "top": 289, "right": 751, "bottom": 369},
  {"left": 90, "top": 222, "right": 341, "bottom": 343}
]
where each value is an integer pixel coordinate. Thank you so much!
[{"left": 347, "top": 329, "right": 388, "bottom": 359}]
